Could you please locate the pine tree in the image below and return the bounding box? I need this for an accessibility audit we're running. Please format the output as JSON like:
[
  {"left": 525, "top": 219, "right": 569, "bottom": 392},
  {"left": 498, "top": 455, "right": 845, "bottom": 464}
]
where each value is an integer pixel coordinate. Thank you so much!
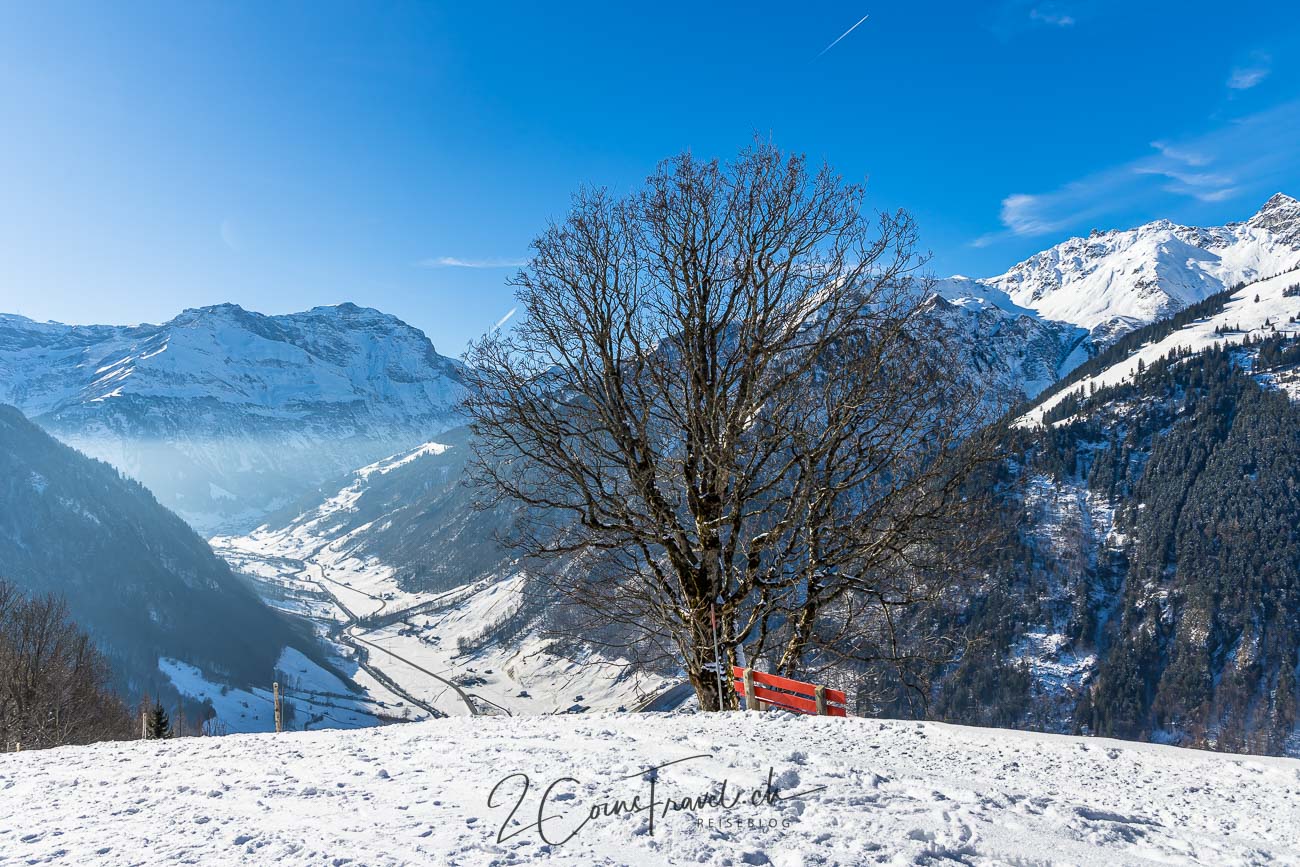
[{"left": 146, "top": 701, "right": 171, "bottom": 739}]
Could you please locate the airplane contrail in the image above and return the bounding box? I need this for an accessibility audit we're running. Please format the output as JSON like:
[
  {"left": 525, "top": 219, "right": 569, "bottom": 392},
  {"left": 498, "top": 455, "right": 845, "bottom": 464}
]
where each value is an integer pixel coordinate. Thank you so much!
[
  {"left": 816, "top": 12, "right": 870, "bottom": 58},
  {"left": 492, "top": 307, "right": 517, "bottom": 332}
]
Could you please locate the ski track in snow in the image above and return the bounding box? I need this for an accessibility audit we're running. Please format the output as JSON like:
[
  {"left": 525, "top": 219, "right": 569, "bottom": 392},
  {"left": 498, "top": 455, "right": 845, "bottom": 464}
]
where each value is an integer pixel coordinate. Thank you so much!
[{"left": 2, "top": 714, "right": 1298, "bottom": 866}]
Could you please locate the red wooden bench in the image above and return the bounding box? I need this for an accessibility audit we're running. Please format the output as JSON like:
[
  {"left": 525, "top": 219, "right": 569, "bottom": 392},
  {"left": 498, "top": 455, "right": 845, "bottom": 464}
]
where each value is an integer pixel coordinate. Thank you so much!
[{"left": 732, "top": 665, "right": 848, "bottom": 717}]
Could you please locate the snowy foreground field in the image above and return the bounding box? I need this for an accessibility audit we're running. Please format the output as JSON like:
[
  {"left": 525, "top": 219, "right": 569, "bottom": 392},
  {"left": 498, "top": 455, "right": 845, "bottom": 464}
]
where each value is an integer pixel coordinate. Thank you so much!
[{"left": 3, "top": 714, "right": 1300, "bottom": 866}]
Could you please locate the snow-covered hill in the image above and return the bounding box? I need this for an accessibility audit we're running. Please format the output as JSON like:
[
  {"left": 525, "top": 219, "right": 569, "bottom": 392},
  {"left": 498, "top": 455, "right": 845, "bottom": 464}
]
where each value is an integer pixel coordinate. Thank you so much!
[
  {"left": 3, "top": 713, "right": 1298, "bottom": 866},
  {"left": 975, "top": 193, "right": 1300, "bottom": 340},
  {"left": 1020, "top": 266, "right": 1300, "bottom": 426},
  {"left": 0, "top": 303, "right": 465, "bottom": 532}
]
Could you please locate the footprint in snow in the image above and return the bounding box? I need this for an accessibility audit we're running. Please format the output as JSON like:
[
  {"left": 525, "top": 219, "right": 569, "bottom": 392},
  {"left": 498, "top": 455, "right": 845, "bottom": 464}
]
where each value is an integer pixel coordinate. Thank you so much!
[{"left": 774, "top": 768, "right": 800, "bottom": 789}]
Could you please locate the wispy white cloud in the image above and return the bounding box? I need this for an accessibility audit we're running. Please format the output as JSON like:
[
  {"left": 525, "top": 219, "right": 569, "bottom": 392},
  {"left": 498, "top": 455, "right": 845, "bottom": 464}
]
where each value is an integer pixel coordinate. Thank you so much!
[
  {"left": 219, "top": 219, "right": 244, "bottom": 253},
  {"left": 815, "top": 12, "right": 870, "bottom": 58},
  {"left": 990, "top": 0, "right": 1087, "bottom": 40},
  {"left": 1150, "top": 140, "right": 1211, "bottom": 167},
  {"left": 973, "top": 180, "right": 1123, "bottom": 246},
  {"left": 996, "top": 194, "right": 1069, "bottom": 237},
  {"left": 491, "top": 307, "right": 517, "bottom": 332},
  {"left": 1188, "top": 187, "right": 1239, "bottom": 203},
  {"left": 1228, "top": 66, "right": 1269, "bottom": 91},
  {"left": 1133, "top": 165, "right": 1237, "bottom": 203},
  {"left": 973, "top": 101, "right": 1300, "bottom": 246},
  {"left": 1029, "top": 7, "right": 1075, "bottom": 26},
  {"left": 417, "top": 256, "right": 526, "bottom": 270},
  {"left": 1227, "top": 51, "right": 1271, "bottom": 91}
]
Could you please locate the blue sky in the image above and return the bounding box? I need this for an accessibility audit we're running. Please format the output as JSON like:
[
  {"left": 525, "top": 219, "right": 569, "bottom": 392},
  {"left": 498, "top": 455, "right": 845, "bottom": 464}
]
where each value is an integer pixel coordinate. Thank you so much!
[{"left": 1, "top": 1, "right": 1297, "bottom": 355}]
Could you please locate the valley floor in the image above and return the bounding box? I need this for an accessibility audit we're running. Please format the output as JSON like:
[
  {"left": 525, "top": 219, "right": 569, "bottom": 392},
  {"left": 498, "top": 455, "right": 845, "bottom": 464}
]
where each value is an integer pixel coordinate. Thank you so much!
[
  {"left": 211, "top": 535, "right": 668, "bottom": 725},
  {"left": 2, "top": 713, "right": 1297, "bottom": 866}
]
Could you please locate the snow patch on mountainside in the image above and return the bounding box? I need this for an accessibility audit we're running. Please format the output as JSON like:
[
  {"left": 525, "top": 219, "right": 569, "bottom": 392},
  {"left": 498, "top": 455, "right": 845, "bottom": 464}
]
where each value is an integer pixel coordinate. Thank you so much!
[
  {"left": 357, "top": 441, "right": 450, "bottom": 479},
  {"left": 1259, "top": 362, "right": 1300, "bottom": 400},
  {"left": 1019, "top": 268, "right": 1300, "bottom": 426},
  {"left": 159, "top": 649, "right": 393, "bottom": 733},
  {"left": 1000, "top": 471, "right": 1122, "bottom": 724},
  {"left": 4, "top": 713, "right": 1299, "bottom": 866},
  {"left": 354, "top": 574, "right": 667, "bottom": 717}
]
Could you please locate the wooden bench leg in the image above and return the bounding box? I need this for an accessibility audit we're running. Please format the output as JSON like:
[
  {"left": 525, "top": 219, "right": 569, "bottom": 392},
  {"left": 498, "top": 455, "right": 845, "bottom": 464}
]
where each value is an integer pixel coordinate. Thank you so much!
[{"left": 743, "top": 668, "right": 760, "bottom": 711}]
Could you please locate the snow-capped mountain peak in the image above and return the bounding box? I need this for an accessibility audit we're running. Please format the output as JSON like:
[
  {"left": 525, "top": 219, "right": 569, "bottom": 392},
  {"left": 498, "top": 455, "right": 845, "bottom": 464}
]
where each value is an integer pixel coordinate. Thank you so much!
[
  {"left": 0, "top": 302, "right": 466, "bottom": 532},
  {"left": 1247, "top": 192, "right": 1300, "bottom": 240},
  {"left": 956, "top": 194, "right": 1300, "bottom": 341}
]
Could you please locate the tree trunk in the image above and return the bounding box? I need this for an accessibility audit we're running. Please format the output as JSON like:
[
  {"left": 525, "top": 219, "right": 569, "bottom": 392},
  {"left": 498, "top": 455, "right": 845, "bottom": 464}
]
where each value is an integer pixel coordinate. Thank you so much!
[
  {"left": 777, "top": 603, "right": 818, "bottom": 676},
  {"left": 688, "top": 665, "right": 726, "bottom": 712},
  {"left": 686, "top": 606, "right": 738, "bottom": 711}
]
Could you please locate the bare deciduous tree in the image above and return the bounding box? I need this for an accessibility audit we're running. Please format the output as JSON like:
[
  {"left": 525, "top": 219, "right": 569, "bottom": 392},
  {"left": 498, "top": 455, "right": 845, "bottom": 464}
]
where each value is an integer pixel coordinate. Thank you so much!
[
  {"left": 464, "top": 143, "right": 993, "bottom": 711},
  {"left": 0, "top": 580, "right": 134, "bottom": 749}
]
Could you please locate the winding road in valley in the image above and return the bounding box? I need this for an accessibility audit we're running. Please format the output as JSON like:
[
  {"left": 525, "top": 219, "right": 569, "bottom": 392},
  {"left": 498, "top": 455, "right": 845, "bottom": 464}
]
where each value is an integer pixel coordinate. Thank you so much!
[
  {"left": 224, "top": 546, "right": 665, "bottom": 720},
  {"left": 295, "top": 561, "right": 479, "bottom": 718},
  {"left": 220, "top": 550, "right": 461, "bottom": 720}
]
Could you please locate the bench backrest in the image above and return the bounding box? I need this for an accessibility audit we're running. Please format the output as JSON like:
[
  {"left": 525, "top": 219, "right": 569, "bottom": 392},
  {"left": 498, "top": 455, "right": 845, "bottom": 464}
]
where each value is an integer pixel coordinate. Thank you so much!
[{"left": 731, "top": 665, "right": 848, "bottom": 716}]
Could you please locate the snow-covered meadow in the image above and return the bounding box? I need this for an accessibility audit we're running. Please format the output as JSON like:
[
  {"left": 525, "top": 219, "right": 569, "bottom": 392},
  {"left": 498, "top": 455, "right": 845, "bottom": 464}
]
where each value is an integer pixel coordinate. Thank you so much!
[{"left": 3, "top": 713, "right": 1298, "bottom": 866}]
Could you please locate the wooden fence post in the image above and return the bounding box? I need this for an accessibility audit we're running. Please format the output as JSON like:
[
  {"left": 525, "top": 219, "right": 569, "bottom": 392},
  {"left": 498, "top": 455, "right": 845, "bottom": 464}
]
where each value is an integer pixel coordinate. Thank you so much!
[
  {"left": 141, "top": 710, "right": 148, "bottom": 739},
  {"left": 814, "top": 684, "right": 828, "bottom": 716},
  {"left": 273, "top": 681, "right": 283, "bottom": 733},
  {"left": 742, "top": 668, "right": 759, "bottom": 711}
]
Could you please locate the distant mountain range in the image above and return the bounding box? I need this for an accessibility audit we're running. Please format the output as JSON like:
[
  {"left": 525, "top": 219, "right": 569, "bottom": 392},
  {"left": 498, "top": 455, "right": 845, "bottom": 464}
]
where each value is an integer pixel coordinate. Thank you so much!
[
  {"left": 0, "top": 302, "right": 465, "bottom": 533},
  {"left": 1, "top": 194, "right": 1294, "bottom": 537}
]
